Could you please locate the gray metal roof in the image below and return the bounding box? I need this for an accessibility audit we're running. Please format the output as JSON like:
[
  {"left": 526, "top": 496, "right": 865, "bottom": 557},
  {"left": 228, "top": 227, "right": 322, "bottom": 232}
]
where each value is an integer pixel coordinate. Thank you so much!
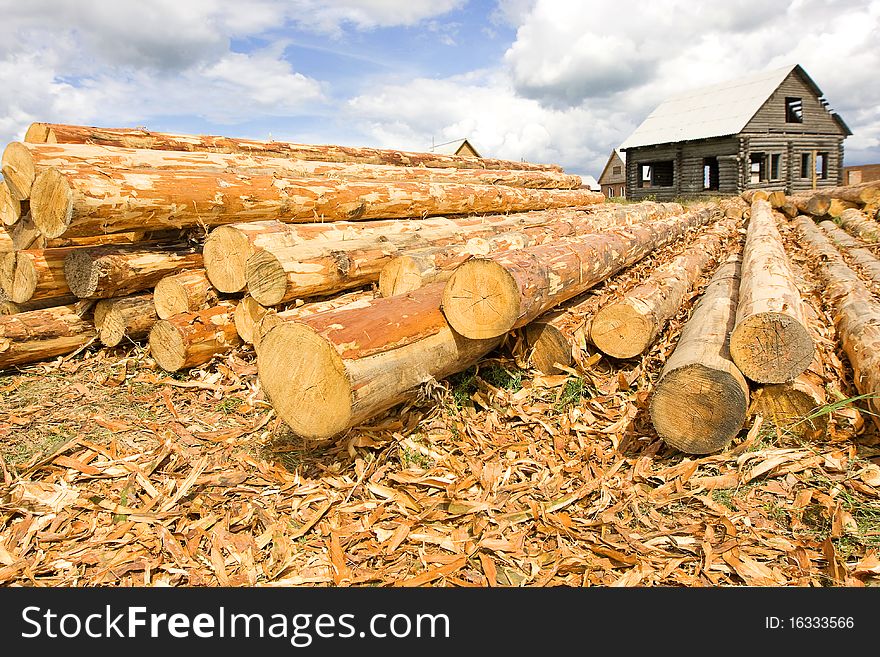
[{"left": 619, "top": 65, "right": 798, "bottom": 150}]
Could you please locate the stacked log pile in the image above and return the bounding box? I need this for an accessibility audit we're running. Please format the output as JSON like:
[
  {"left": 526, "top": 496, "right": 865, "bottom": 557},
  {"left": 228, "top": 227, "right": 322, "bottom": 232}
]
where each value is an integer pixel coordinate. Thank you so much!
[{"left": 1, "top": 121, "right": 603, "bottom": 372}]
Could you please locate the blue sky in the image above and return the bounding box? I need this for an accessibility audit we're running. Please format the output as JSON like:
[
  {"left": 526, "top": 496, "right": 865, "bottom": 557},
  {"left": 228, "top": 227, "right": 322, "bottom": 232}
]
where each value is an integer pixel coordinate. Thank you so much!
[{"left": 0, "top": 0, "right": 877, "bottom": 177}]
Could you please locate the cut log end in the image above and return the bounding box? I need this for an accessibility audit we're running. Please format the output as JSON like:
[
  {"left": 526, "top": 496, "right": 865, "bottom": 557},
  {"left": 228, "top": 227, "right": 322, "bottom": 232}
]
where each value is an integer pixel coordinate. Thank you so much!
[
  {"left": 246, "top": 250, "right": 289, "bottom": 306},
  {"left": 0, "top": 251, "right": 38, "bottom": 303},
  {"left": 148, "top": 320, "right": 187, "bottom": 372},
  {"left": 258, "top": 322, "right": 353, "bottom": 439},
  {"left": 729, "top": 312, "right": 815, "bottom": 383},
  {"left": 0, "top": 182, "right": 22, "bottom": 227},
  {"left": 31, "top": 168, "right": 74, "bottom": 238},
  {"left": 441, "top": 259, "right": 521, "bottom": 339},
  {"left": 749, "top": 382, "right": 828, "bottom": 439},
  {"left": 233, "top": 296, "right": 268, "bottom": 343},
  {"left": 650, "top": 363, "right": 748, "bottom": 454},
  {"left": 524, "top": 321, "right": 573, "bottom": 374},
  {"left": 153, "top": 277, "right": 190, "bottom": 319},
  {"left": 203, "top": 226, "right": 252, "bottom": 293},
  {"left": 62, "top": 249, "right": 100, "bottom": 298},
  {"left": 24, "top": 123, "right": 54, "bottom": 144},
  {"left": 590, "top": 303, "right": 653, "bottom": 359},
  {"left": 378, "top": 256, "right": 424, "bottom": 298},
  {"left": 2, "top": 142, "right": 36, "bottom": 201}
]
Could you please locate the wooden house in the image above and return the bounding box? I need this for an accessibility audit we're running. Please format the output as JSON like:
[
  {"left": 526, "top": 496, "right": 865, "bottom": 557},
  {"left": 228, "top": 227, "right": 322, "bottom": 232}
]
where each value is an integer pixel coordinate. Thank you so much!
[
  {"left": 597, "top": 149, "right": 626, "bottom": 198},
  {"left": 619, "top": 65, "right": 851, "bottom": 201}
]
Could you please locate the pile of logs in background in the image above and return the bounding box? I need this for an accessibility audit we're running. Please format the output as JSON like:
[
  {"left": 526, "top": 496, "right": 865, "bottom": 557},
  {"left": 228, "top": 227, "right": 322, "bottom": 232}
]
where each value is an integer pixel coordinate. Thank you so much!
[{"left": 2, "top": 122, "right": 879, "bottom": 454}]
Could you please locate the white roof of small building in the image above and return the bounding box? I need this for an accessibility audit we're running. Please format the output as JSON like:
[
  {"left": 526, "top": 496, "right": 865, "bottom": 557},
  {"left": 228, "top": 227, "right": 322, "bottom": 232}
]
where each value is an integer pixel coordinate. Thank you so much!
[
  {"left": 577, "top": 174, "right": 600, "bottom": 190},
  {"left": 620, "top": 65, "right": 800, "bottom": 150}
]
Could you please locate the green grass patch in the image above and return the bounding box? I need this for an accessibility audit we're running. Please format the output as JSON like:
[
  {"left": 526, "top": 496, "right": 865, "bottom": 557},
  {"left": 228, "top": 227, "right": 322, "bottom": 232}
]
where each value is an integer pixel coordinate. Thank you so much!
[
  {"left": 480, "top": 364, "right": 523, "bottom": 392},
  {"left": 554, "top": 376, "right": 594, "bottom": 411}
]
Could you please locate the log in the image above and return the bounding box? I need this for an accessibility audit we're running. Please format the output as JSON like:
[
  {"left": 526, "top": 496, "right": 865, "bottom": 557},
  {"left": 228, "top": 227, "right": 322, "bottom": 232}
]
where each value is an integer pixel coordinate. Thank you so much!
[
  {"left": 768, "top": 191, "right": 788, "bottom": 209},
  {"left": 0, "top": 181, "right": 23, "bottom": 226},
  {"left": 441, "top": 206, "right": 717, "bottom": 339},
  {"left": 8, "top": 213, "right": 41, "bottom": 250},
  {"left": 64, "top": 245, "right": 203, "bottom": 299},
  {"left": 0, "top": 247, "right": 74, "bottom": 303},
  {"left": 0, "top": 226, "right": 11, "bottom": 253},
  {"left": 828, "top": 198, "right": 858, "bottom": 218},
  {"left": 819, "top": 181, "right": 880, "bottom": 206},
  {"left": 728, "top": 200, "right": 814, "bottom": 383},
  {"left": 793, "top": 216, "right": 880, "bottom": 429},
  {"left": 233, "top": 296, "right": 270, "bottom": 344},
  {"left": 741, "top": 190, "right": 769, "bottom": 203},
  {"left": 819, "top": 220, "right": 880, "bottom": 285},
  {"left": 0, "top": 304, "right": 96, "bottom": 370},
  {"left": 649, "top": 254, "right": 750, "bottom": 454},
  {"left": 589, "top": 218, "right": 738, "bottom": 359},
  {"left": 0, "top": 295, "right": 78, "bottom": 316},
  {"left": 2, "top": 142, "right": 581, "bottom": 201},
  {"left": 24, "top": 123, "right": 562, "bottom": 172},
  {"left": 31, "top": 166, "right": 603, "bottom": 239},
  {"left": 523, "top": 295, "right": 604, "bottom": 375},
  {"left": 148, "top": 302, "right": 240, "bottom": 372},
  {"left": 718, "top": 197, "right": 748, "bottom": 220},
  {"left": 94, "top": 293, "right": 158, "bottom": 347},
  {"left": 153, "top": 269, "right": 218, "bottom": 319},
  {"left": 250, "top": 290, "right": 377, "bottom": 349},
  {"left": 837, "top": 208, "right": 880, "bottom": 242},
  {"left": 789, "top": 192, "right": 831, "bottom": 217},
  {"left": 257, "top": 283, "right": 500, "bottom": 439}
]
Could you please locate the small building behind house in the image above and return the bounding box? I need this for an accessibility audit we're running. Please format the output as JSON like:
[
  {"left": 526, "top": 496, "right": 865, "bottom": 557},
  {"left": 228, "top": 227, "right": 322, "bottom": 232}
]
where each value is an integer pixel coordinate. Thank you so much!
[
  {"left": 597, "top": 149, "right": 626, "bottom": 199},
  {"left": 619, "top": 64, "right": 851, "bottom": 201},
  {"left": 429, "top": 138, "right": 481, "bottom": 158},
  {"left": 577, "top": 173, "right": 601, "bottom": 192},
  {"left": 842, "top": 163, "right": 880, "bottom": 185}
]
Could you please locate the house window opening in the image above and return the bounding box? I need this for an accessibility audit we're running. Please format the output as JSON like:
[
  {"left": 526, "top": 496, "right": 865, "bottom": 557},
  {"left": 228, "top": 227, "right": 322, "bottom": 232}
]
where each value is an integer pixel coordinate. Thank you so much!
[
  {"left": 801, "top": 153, "right": 811, "bottom": 178},
  {"left": 639, "top": 161, "right": 673, "bottom": 188},
  {"left": 703, "top": 157, "right": 719, "bottom": 191},
  {"left": 750, "top": 153, "right": 766, "bottom": 184},
  {"left": 770, "top": 154, "right": 781, "bottom": 180},
  {"left": 816, "top": 152, "right": 828, "bottom": 180},
  {"left": 785, "top": 97, "right": 803, "bottom": 123},
  {"left": 612, "top": 165, "right": 621, "bottom": 176}
]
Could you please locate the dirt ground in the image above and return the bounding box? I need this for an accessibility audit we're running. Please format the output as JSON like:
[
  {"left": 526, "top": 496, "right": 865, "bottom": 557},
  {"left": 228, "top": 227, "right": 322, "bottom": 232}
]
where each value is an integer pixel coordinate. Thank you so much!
[{"left": 2, "top": 218, "right": 880, "bottom": 587}]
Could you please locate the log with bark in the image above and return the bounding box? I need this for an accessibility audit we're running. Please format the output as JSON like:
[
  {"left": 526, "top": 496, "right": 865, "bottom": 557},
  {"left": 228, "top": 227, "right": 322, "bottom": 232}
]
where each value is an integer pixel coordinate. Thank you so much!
[
  {"left": 2, "top": 142, "right": 581, "bottom": 201},
  {"left": 828, "top": 198, "right": 859, "bottom": 219},
  {"left": 441, "top": 206, "right": 717, "bottom": 339},
  {"left": 741, "top": 190, "right": 770, "bottom": 204},
  {"left": 0, "top": 304, "right": 96, "bottom": 370},
  {"left": 649, "top": 254, "right": 749, "bottom": 454},
  {"left": 257, "top": 283, "right": 500, "bottom": 439},
  {"left": 0, "top": 247, "right": 74, "bottom": 303},
  {"left": 94, "top": 293, "right": 158, "bottom": 347},
  {"left": 153, "top": 269, "right": 218, "bottom": 319},
  {"left": 64, "top": 245, "right": 203, "bottom": 299},
  {"left": 250, "top": 290, "right": 377, "bottom": 349},
  {"left": 0, "top": 295, "right": 78, "bottom": 315},
  {"left": 0, "top": 226, "right": 12, "bottom": 253},
  {"left": 24, "top": 122, "right": 562, "bottom": 172},
  {"left": 837, "top": 208, "right": 880, "bottom": 242},
  {"left": 30, "top": 166, "right": 603, "bottom": 239},
  {"left": 788, "top": 192, "right": 832, "bottom": 218},
  {"left": 817, "top": 181, "right": 880, "bottom": 206},
  {"left": 819, "top": 220, "right": 880, "bottom": 285},
  {"left": 148, "top": 302, "right": 240, "bottom": 372},
  {"left": 728, "top": 200, "right": 814, "bottom": 383},
  {"left": 589, "top": 218, "right": 739, "bottom": 359},
  {"left": 793, "top": 216, "right": 880, "bottom": 428}
]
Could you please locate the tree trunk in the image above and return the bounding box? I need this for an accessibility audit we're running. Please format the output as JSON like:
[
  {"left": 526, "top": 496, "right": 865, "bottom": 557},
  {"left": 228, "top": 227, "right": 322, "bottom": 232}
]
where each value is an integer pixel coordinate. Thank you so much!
[
  {"left": 24, "top": 122, "right": 563, "bottom": 172},
  {"left": 827, "top": 198, "right": 859, "bottom": 219},
  {"left": 649, "top": 254, "right": 750, "bottom": 454},
  {"left": 376, "top": 203, "right": 681, "bottom": 297},
  {"left": 1, "top": 181, "right": 24, "bottom": 226},
  {"left": 64, "top": 245, "right": 203, "bottom": 299},
  {"left": 817, "top": 181, "right": 880, "bottom": 205},
  {"left": 788, "top": 192, "right": 831, "bottom": 217},
  {"left": 2, "top": 142, "right": 581, "bottom": 202},
  {"left": 94, "top": 293, "right": 158, "bottom": 346},
  {"left": 153, "top": 269, "right": 218, "bottom": 319},
  {"left": 441, "top": 206, "right": 717, "bottom": 339},
  {"left": 250, "top": 290, "right": 376, "bottom": 349},
  {"left": 523, "top": 295, "right": 605, "bottom": 375},
  {"left": 0, "top": 226, "right": 12, "bottom": 253},
  {"left": 0, "top": 295, "right": 78, "bottom": 315},
  {"left": 148, "top": 302, "right": 240, "bottom": 372},
  {"left": 0, "top": 304, "right": 96, "bottom": 370},
  {"left": 257, "top": 283, "right": 500, "bottom": 439},
  {"left": 741, "top": 190, "right": 769, "bottom": 203},
  {"left": 233, "top": 295, "right": 270, "bottom": 344},
  {"left": 590, "top": 218, "right": 738, "bottom": 359},
  {"left": 768, "top": 191, "right": 787, "bottom": 209},
  {"left": 837, "top": 208, "right": 880, "bottom": 242},
  {"left": 819, "top": 220, "right": 880, "bottom": 285},
  {"left": 729, "top": 200, "right": 814, "bottom": 383},
  {"left": 31, "top": 166, "right": 603, "bottom": 239},
  {"left": 718, "top": 197, "right": 748, "bottom": 220},
  {"left": 792, "top": 216, "right": 880, "bottom": 429},
  {"left": 0, "top": 247, "right": 75, "bottom": 303}
]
